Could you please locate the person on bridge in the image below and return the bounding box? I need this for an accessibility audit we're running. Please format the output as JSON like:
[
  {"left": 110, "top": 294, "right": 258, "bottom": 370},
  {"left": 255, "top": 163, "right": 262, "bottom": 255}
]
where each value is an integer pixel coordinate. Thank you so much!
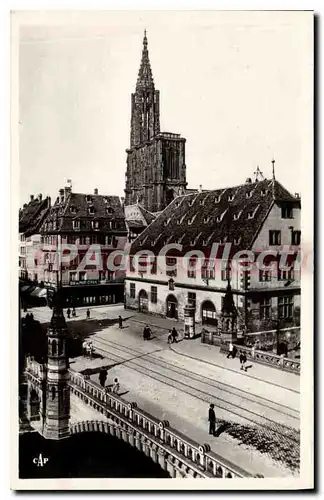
[
  {"left": 171, "top": 327, "right": 178, "bottom": 343},
  {"left": 99, "top": 369, "right": 107, "bottom": 387},
  {"left": 208, "top": 403, "right": 216, "bottom": 436},
  {"left": 227, "top": 342, "right": 234, "bottom": 358},
  {"left": 118, "top": 315, "right": 123, "bottom": 329},
  {"left": 67, "top": 308, "right": 71, "bottom": 319},
  {"left": 112, "top": 378, "right": 120, "bottom": 394},
  {"left": 143, "top": 325, "right": 151, "bottom": 340},
  {"left": 239, "top": 350, "right": 247, "bottom": 371},
  {"left": 86, "top": 309, "right": 90, "bottom": 319}
]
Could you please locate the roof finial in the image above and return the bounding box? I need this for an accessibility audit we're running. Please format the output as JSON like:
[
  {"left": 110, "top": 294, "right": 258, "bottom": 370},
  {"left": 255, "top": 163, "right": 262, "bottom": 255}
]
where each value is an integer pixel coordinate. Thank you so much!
[
  {"left": 136, "top": 29, "right": 154, "bottom": 90},
  {"left": 271, "top": 157, "right": 276, "bottom": 180},
  {"left": 271, "top": 157, "right": 276, "bottom": 200}
]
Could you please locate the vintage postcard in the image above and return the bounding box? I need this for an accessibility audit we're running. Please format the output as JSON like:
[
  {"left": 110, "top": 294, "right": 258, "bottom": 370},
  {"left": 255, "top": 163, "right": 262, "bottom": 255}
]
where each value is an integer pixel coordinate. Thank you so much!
[{"left": 11, "top": 10, "right": 314, "bottom": 490}]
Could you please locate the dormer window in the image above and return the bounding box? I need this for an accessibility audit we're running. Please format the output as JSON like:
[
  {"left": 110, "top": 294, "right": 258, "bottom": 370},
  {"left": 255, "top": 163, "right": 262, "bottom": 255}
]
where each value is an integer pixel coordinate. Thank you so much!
[
  {"left": 214, "top": 195, "right": 220, "bottom": 203},
  {"left": 202, "top": 240, "right": 208, "bottom": 246},
  {"left": 246, "top": 191, "right": 253, "bottom": 199},
  {"left": 73, "top": 220, "right": 80, "bottom": 230},
  {"left": 261, "top": 189, "right": 267, "bottom": 197},
  {"left": 92, "top": 220, "right": 100, "bottom": 230},
  {"left": 247, "top": 210, "right": 254, "bottom": 219},
  {"left": 233, "top": 237, "right": 241, "bottom": 245},
  {"left": 203, "top": 216, "right": 210, "bottom": 223},
  {"left": 188, "top": 214, "right": 197, "bottom": 225},
  {"left": 106, "top": 207, "right": 114, "bottom": 215},
  {"left": 188, "top": 200, "right": 193, "bottom": 206},
  {"left": 228, "top": 194, "right": 234, "bottom": 202},
  {"left": 70, "top": 205, "right": 76, "bottom": 214},
  {"left": 233, "top": 210, "right": 242, "bottom": 221},
  {"left": 86, "top": 195, "right": 92, "bottom": 203},
  {"left": 88, "top": 206, "right": 95, "bottom": 215}
]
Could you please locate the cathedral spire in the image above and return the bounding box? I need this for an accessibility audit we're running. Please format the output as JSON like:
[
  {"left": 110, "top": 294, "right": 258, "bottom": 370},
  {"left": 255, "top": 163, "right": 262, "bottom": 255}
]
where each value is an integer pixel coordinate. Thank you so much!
[{"left": 136, "top": 30, "right": 155, "bottom": 90}]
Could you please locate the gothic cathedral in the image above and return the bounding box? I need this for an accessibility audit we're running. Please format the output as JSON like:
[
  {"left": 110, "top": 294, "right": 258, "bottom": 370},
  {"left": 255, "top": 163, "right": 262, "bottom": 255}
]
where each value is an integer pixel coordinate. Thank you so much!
[{"left": 125, "top": 31, "right": 187, "bottom": 213}]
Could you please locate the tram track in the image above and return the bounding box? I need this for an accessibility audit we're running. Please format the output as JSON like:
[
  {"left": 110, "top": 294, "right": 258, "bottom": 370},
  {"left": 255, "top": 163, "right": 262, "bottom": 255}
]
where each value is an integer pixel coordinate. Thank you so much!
[
  {"left": 92, "top": 335, "right": 299, "bottom": 444},
  {"left": 94, "top": 335, "right": 299, "bottom": 419}
]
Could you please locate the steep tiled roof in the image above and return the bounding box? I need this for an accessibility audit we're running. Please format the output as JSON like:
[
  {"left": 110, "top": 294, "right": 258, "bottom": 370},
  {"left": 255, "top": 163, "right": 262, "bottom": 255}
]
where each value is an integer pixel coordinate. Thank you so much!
[
  {"left": 19, "top": 197, "right": 51, "bottom": 235},
  {"left": 40, "top": 192, "right": 127, "bottom": 234},
  {"left": 130, "top": 179, "right": 300, "bottom": 254}
]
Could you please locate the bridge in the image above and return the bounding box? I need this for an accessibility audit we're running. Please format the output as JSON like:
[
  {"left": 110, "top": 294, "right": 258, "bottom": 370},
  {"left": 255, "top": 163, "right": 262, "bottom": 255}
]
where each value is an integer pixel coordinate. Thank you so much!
[{"left": 23, "top": 357, "right": 254, "bottom": 479}]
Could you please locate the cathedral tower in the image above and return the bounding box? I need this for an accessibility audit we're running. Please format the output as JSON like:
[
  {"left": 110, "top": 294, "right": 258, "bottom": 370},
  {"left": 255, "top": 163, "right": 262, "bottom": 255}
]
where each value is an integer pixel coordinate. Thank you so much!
[
  {"left": 43, "top": 290, "right": 70, "bottom": 440},
  {"left": 125, "top": 31, "right": 187, "bottom": 213}
]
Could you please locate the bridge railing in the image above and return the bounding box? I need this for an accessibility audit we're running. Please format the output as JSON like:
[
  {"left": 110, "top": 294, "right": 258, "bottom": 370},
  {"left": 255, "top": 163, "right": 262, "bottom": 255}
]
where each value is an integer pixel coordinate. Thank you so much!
[
  {"left": 234, "top": 345, "right": 300, "bottom": 374},
  {"left": 69, "top": 369, "right": 253, "bottom": 478}
]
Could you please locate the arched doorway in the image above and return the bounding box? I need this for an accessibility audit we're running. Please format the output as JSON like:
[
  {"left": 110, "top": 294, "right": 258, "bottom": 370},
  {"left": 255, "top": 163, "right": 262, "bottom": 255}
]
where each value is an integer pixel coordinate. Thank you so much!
[
  {"left": 138, "top": 290, "right": 148, "bottom": 312},
  {"left": 166, "top": 295, "right": 178, "bottom": 319},
  {"left": 201, "top": 301, "right": 218, "bottom": 328}
]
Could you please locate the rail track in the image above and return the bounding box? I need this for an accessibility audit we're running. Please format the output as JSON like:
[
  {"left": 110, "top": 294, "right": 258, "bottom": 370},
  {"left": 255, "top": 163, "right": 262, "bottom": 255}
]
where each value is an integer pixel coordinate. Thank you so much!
[{"left": 92, "top": 335, "right": 300, "bottom": 445}]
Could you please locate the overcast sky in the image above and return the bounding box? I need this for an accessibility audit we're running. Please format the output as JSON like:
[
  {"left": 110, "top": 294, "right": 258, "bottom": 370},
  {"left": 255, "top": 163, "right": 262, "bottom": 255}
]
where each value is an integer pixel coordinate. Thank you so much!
[{"left": 18, "top": 11, "right": 312, "bottom": 206}]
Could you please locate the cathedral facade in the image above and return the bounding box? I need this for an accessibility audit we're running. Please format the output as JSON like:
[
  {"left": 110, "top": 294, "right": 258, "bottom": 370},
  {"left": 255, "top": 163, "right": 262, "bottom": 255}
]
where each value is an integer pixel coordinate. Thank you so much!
[{"left": 125, "top": 31, "right": 187, "bottom": 213}]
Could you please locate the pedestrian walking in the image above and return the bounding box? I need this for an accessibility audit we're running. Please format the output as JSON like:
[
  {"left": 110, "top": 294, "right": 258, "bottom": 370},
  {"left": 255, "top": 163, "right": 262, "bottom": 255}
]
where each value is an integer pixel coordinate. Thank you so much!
[
  {"left": 67, "top": 308, "right": 71, "bottom": 319},
  {"left": 99, "top": 369, "right": 107, "bottom": 388},
  {"left": 208, "top": 403, "right": 216, "bottom": 436},
  {"left": 82, "top": 340, "right": 88, "bottom": 357},
  {"left": 86, "top": 309, "right": 90, "bottom": 319},
  {"left": 171, "top": 327, "right": 178, "bottom": 343},
  {"left": 167, "top": 330, "right": 173, "bottom": 344},
  {"left": 112, "top": 378, "right": 120, "bottom": 394},
  {"left": 72, "top": 307, "right": 76, "bottom": 317},
  {"left": 118, "top": 315, "right": 123, "bottom": 329},
  {"left": 227, "top": 342, "right": 234, "bottom": 359},
  {"left": 143, "top": 325, "right": 151, "bottom": 340}
]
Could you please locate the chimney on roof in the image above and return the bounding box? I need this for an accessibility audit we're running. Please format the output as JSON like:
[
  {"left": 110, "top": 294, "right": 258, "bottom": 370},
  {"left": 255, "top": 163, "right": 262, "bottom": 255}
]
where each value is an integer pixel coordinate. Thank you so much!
[
  {"left": 30, "top": 195, "right": 34, "bottom": 201},
  {"left": 295, "top": 193, "right": 301, "bottom": 199},
  {"left": 23, "top": 203, "right": 27, "bottom": 209},
  {"left": 59, "top": 188, "right": 64, "bottom": 203},
  {"left": 94, "top": 188, "right": 98, "bottom": 195},
  {"left": 245, "top": 178, "right": 252, "bottom": 184},
  {"left": 199, "top": 184, "right": 202, "bottom": 193}
]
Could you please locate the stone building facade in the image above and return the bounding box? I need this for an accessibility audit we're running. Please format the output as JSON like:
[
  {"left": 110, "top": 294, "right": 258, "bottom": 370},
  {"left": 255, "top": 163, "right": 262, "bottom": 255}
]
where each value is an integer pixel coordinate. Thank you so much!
[
  {"left": 125, "top": 31, "right": 187, "bottom": 213},
  {"left": 125, "top": 174, "right": 301, "bottom": 334},
  {"left": 36, "top": 184, "right": 128, "bottom": 307}
]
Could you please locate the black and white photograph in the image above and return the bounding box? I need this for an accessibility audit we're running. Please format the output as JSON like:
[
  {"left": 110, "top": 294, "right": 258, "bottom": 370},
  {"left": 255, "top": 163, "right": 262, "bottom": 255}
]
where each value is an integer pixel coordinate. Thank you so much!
[{"left": 11, "top": 9, "right": 313, "bottom": 490}]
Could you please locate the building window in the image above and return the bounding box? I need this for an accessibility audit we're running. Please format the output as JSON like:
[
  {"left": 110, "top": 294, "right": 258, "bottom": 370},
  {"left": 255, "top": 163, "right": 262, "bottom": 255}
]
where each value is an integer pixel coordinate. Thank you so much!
[
  {"left": 260, "top": 297, "right": 271, "bottom": 319},
  {"left": 79, "top": 272, "right": 86, "bottom": 281},
  {"left": 259, "top": 269, "right": 272, "bottom": 282},
  {"left": 86, "top": 195, "right": 92, "bottom": 203},
  {"left": 278, "top": 268, "right": 294, "bottom": 281},
  {"left": 278, "top": 296, "right": 294, "bottom": 319},
  {"left": 188, "top": 292, "right": 196, "bottom": 309},
  {"left": 73, "top": 220, "right": 80, "bottom": 230},
  {"left": 187, "top": 257, "right": 196, "bottom": 278},
  {"left": 92, "top": 220, "right": 100, "bottom": 229},
  {"left": 269, "top": 230, "right": 281, "bottom": 245},
  {"left": 291, "top": 230, "right": 301, "bottom": 245},
  {"left": 201, "top": 260, "right": 215, "bottom": 279},
  {"left": 221, "top": 261, "right": 231, "bottom": 281},
  {"left": 130, "top": 283, "right": 135, "bottom": 298},
  {"left": 106, "top": 207, "right": 114, "bottom": 214},
  {"left": 166, "top": 257, "right": 177, "bottom": 277},
  {"left": 106, "top": 235, "right": 112, "bottom": 246},
  {"left": 281, "top": 205, "right": 293, "bottom": 219},
  {"left": 151, "top": 286, "right": 157, "bottom": 304}
]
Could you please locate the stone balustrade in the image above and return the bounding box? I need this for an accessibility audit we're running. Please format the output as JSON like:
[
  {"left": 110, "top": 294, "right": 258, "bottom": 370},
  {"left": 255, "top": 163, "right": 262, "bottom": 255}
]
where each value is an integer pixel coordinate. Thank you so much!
[
  {"left": 235, "top": 345, "right": 300, "bottom": 374},
  {"left": 69, "top": 369, "right": 253, "bottom": 479}
]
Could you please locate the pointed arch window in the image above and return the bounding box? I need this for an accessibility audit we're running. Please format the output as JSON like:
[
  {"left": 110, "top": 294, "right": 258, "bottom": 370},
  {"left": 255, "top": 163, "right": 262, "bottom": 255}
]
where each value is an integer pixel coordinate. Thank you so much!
[
  {"left": 51, "top": 386, "right": 56, "bottom": 401},
  {"left": 51, "top": 339, "right": 57, "bottom": 356}
]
